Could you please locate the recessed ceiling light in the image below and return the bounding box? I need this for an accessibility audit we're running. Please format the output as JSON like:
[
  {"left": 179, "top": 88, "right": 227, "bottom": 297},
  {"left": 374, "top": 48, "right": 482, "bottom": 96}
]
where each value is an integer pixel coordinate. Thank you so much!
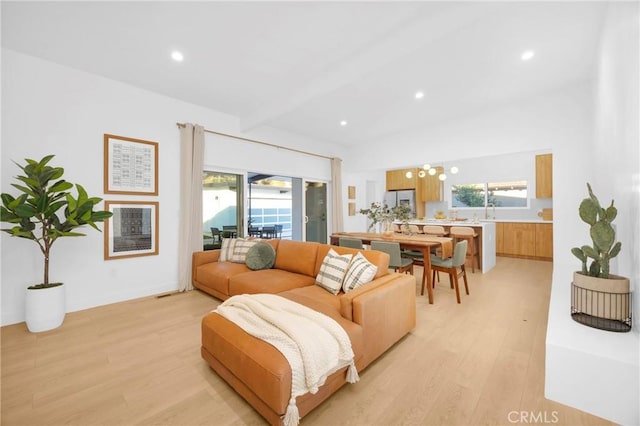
[
  {"left": 340, "top": 120, "right": 348, "bottom": 127},
  {"left": 415, "top": 91, "right": 425, "bottom": 100},
  {"left": 171, "top": 51, "right": 184, "bottom": 62},
  {"left": 521, "top": 50, "right": 535, "bottom": 61}
]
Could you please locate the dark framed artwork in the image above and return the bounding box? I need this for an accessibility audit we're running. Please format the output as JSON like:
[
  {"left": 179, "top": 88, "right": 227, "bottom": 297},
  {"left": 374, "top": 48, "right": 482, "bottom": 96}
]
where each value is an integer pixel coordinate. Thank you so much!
[
  {"left": 104, "top": 201, "right": 159, "bottom": 260},
  {"left": 104, "top": 134, "right": 158, "bottom": 195}
]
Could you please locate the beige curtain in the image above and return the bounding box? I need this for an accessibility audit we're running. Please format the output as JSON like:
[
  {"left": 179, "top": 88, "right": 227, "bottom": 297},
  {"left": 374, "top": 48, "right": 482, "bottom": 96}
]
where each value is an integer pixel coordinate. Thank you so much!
[
  {"left": 177, "top": 123, "right": 204, "bottom": 291},
  {"left": 331, "top": 157, "right": 344, "bottom": 233}
]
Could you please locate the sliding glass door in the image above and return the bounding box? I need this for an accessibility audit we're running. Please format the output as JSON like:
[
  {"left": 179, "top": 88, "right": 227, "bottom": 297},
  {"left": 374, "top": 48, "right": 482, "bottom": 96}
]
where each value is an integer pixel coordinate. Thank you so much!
[
  {"left": 202, "top": 171, "right": 243, "bottom": 250},
  {"left": 304, "top": 180, "right": 327, "bottom": 243},
  {"left": 248, "top": 173, "right": 292, "bottom": 240}
]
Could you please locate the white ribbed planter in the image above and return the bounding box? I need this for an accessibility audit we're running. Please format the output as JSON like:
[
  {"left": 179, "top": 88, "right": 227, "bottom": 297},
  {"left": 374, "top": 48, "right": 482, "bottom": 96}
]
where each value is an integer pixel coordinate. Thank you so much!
[
  {"left": 571, "top": 271, "right": 631, "bottom": 332},
  {"left": 25, "top": 284, "right": 66, "bottom": 332}
]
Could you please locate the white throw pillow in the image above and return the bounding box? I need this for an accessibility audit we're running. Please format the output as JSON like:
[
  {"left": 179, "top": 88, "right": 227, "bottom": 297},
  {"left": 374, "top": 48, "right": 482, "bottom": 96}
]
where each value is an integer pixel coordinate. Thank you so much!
[
  {"left": 315, "top": 249, "right": 353, "bottom": 295},
  {"left": 342, "top": 252, "right": 378, "bottom": 293},
  {"left": 219, "top": 238, "right": 237, "bottom": 262},
  {"left": 231, "top": 239, "right": 259, "bottom": 263}
]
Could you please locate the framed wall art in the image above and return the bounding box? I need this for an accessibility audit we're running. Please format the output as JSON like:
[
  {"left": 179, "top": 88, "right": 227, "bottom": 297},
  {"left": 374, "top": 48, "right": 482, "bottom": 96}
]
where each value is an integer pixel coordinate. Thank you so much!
[
  {"left": 348, "top": 202, "right": 356, "bottom": 216},
  {"left": 104, "top": 134, "right": 158, "bottom": 195},
  {"left": 104, "top": 201, "right": 159, "bottom": 260},
  {"left": 348, "top": 185, "right": 356, "bottom": 199}
]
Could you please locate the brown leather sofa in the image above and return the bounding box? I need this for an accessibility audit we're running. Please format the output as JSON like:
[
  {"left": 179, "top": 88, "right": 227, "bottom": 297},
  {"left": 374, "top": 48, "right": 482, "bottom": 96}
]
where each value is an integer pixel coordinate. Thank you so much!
[{"left": 193, "top": 239, "right": 416, "bottom": 425}]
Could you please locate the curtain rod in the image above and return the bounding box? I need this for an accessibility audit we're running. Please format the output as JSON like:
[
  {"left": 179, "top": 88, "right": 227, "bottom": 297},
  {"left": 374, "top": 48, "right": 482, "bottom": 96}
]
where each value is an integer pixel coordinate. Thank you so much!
[{"left": 176, "top": 122, "right": 334, "bottom": 160}]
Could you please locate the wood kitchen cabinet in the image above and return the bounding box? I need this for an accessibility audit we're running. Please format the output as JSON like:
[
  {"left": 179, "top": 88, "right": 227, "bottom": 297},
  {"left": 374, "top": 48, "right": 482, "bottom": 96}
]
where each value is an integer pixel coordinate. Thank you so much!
[
  {"left": 496, "top": 221, "right": 553, "bottom": 260},
  {"left": 501, "top": 222, "right": 536, "bottom": 257},
  {"left": 495, "top": 222, "right": 504, "bottom": 254},
  {"left": 386, "top": 168, "right": 417, "bottom": 191},
  {"left": 536, "top": 153, "right": 553, "bottom": 198},
  {"left": 535, "top": 223, "right": 553, "bottom": 260},
  {"left": 419, "top": 166, "right": 443, "bottom": 202}
]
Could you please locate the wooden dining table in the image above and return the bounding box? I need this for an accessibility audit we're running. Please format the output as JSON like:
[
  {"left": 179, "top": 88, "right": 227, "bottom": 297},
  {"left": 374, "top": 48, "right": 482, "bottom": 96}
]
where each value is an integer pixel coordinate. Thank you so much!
[{"left": 330, "top": 232, "right": 453, "bottom": 304}]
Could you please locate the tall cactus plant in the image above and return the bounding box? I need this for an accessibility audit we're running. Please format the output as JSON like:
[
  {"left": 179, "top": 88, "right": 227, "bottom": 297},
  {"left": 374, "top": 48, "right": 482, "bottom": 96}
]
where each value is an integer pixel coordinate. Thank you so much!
[{"left": 571, "top": 183, "right": 621, "bottom": 278}]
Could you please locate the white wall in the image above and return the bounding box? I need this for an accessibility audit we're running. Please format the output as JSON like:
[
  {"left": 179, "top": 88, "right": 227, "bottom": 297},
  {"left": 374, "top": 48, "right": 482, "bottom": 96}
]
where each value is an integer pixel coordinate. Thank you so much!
[
  {"left": 1, "top": 49, "right": 341, "bottom": 326},
  {"left": 341, "top": 83, "right": 591, "bottom": 229},
  {"left": 545, "top": 3, "right": 639, "bottom": 425}
]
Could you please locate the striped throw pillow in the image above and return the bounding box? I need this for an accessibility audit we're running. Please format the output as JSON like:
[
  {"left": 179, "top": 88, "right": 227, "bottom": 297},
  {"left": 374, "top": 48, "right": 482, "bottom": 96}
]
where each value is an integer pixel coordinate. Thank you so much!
[
  {"left": 219, "top": 238, "right": 237, "bottom": 262},
  {"left": 342, "top": 252, "right": 378, "bottom": 293},
  {"left": 231, "top": 239, "right": 258, "bottom": 263},
  {"left": 315, "top": 249, "right": 353, "bottom": 295}
]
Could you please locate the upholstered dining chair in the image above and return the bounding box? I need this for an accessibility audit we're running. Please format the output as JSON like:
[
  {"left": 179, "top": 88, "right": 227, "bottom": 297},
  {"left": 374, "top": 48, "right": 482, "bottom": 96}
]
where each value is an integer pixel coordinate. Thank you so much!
[
  {"left": 371, "top": 241, "right": 413, "bottom": 275},
  {"left": 402, "top": 224, "right": 447, "bottom": 266},
  {"left": 449, "top": 226, "right": 480, "bottom": 272},
  {"left": 430, "top": 240, "right": 469, "bottom": 304},
  {"left": 338, "top": 237, "right": 363, "bottom": 249}
]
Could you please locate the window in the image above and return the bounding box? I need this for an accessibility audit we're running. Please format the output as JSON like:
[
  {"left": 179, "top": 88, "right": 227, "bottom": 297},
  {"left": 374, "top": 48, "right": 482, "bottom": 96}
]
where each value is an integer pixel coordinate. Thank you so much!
[{"left": 452, "top": 181, "right": 528, "bottom": 208}]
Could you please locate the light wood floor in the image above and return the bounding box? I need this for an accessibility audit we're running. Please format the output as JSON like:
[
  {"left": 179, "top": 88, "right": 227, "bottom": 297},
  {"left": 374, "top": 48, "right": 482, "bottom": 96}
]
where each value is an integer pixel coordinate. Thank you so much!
[{"left": 1, "top": 257, "right": 615, "bottom": 426}]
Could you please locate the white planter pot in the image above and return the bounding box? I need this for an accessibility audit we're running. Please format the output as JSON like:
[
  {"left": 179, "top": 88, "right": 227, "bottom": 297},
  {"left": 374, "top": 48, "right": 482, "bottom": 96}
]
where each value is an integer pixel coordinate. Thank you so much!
[
  {"left": 25, "top": 284, "right": 66, "bottom": 332},
  {"left": 572, "top": 271, "right": 630, "bottom": 321}
]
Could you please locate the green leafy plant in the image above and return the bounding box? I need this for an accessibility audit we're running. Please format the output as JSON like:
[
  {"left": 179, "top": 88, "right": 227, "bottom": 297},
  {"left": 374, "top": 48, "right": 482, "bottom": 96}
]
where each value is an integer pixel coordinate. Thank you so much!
[
  {"left": 1, "top": 155, "right": 112, "bottom": 288},
  {"left": 570, "top": 183, "right": 621, "bottom": 279},
  {"left": 359, "top": 202, "right": 392, "bottom": 231},
  {"left": 391, "top": 204, "right": 412, "bottom": 233},
  {"left": 359, "top": 202, "right": 414, "bottom": 232}
]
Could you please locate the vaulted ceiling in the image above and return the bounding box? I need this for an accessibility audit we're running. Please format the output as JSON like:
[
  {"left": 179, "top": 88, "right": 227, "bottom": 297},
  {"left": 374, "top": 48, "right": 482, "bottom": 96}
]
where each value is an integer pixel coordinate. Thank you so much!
[{"left": 2, "top": 1, "right": 607, "bottom": 147}]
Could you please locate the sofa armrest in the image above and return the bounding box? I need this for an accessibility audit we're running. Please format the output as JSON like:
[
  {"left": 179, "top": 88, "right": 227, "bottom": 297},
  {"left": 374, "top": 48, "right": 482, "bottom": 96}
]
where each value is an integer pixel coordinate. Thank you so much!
[
  {"left": 349, "top": 274, "right": 416, "bottom": 368},
  {"left": 339, "top": 274, "right": 402, "bottom": 321},
  {"left": 192, "top": 250, "right": 220, "bottom": 283}
]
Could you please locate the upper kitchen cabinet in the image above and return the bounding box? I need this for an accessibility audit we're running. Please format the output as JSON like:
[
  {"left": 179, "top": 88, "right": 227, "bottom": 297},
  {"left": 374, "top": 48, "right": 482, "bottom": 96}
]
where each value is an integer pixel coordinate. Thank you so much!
[
  {"left": 419, "top": 166, "right": 444, "bottom": 202},
  {"left": 386, "top": 168, "right": 417, "bottom": 191},
  {"left": 536, "top": 153, "right": 553, "bottom": 198}
]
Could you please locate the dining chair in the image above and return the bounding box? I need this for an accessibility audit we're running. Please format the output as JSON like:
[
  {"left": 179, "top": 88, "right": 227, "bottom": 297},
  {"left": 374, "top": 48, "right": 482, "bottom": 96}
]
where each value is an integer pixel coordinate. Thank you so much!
[
  {"left": 261, "top": 225, "right": 276, "bottom": 239},
  {"left": 338, "top": 237, "right": 363, "bottom": 249},
  {"left": 371, "top": 241, "right": 413, "bottom": 275},
  {"left": 449, "top": 226, "right": 480, "bottom": 272},
  {"left": 402, "top": 224, "right": 446, "bottom": 265},
  {"left": 210, "top": 227, "right": 222, "bottom": 249},
  {"left": 274, "top": 224, "right": 283, "bottom": 238},
  {"left": 248, "top": 226, "right": 262, "bottom": 237},
  {"left": 429, "top": 240, "right": 469, "bottom": 303}
]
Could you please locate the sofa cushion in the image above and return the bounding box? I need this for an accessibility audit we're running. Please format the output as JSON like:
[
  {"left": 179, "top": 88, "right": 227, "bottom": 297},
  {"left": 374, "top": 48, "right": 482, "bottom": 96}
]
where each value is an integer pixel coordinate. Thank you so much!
[
  {"left": 196, "top": 261, "right": 251, "bottom": 296},
  {"left": 279, "top": 285, "right": 342, "bottom": 315},
  {"left": 342, "top": 252, "right": 378, "bottom": 293},
  {"left": 274, "top": 239, "right": 320, "bottom": 277},
  {"left": 315, "top": 249, "right": 353, "bottom": 295},
  {"left": 229, "top": 269, "right": 316, "bottom": 296},
  {"left": 246, "top": 242, "right": 276, "bottom": 270}
]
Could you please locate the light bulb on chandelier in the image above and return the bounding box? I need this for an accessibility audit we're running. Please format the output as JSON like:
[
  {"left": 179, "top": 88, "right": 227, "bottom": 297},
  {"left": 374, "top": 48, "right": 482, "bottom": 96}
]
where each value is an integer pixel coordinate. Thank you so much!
[
  {"left": 438, "top": 173, "right": 447, "bottom": 181},
  {"left": 450, "top": 166, "right": 459, "bottom": 174},
  {"left": 418, "top": 170, "right": 426, "bottom": 178},
  {"left": 405, "top": 171, "right": 413, "bottom": 179}
]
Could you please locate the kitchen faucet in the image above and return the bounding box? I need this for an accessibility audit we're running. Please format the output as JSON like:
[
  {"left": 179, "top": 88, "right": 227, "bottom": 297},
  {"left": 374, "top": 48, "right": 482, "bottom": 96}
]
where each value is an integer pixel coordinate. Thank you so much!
[{"left": 485, "top": 203, "right": 495, "bottom": 220}]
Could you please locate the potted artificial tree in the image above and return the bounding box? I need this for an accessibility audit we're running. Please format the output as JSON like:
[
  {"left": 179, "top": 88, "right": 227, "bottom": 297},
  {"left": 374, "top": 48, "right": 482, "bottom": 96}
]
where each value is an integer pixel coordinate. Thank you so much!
[
  {"left": 570, "top": 183, "right": 631, "bottom": 332},
  {"left": 1, "top": 155, "right": 112, "bottom": 332}
]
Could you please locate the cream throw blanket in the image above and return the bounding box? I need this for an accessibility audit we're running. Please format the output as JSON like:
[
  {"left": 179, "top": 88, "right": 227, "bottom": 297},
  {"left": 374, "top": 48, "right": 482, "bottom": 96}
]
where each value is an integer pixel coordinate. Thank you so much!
[{"left": 215, "top": 294, "right": 359, "bottom": 426}]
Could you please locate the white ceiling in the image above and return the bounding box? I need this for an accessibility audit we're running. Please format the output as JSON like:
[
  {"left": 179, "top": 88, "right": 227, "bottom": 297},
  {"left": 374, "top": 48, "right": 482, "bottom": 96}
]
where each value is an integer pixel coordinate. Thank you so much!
[{"left": 1, "top": 1, "right": 607, "bottom": 147}]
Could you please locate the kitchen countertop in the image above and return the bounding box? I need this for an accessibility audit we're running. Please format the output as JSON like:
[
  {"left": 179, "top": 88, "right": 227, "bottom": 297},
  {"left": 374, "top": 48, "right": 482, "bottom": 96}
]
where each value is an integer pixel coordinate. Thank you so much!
[{"left": 408, "top": 219, "right": 553, "bottom": 225}]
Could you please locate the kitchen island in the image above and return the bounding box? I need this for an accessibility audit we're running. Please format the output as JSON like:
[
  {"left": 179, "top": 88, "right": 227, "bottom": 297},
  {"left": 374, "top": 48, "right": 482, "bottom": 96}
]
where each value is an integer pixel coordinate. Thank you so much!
[{"left": 397, "top": 220, "right": 496, "bottom": 273}]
